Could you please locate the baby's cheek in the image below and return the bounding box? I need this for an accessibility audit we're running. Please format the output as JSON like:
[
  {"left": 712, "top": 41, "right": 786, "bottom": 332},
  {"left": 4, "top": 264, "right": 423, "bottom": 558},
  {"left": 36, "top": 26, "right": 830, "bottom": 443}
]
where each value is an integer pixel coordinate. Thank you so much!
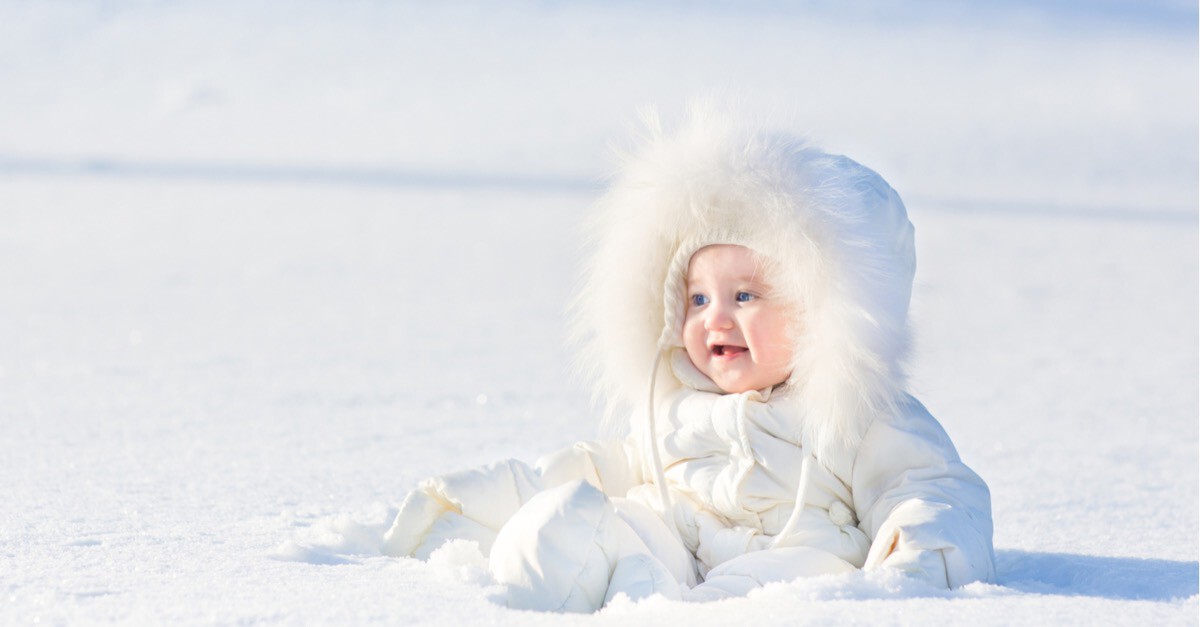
[{"left": 681, "top": 327, "right": 707, "bottom": 365}]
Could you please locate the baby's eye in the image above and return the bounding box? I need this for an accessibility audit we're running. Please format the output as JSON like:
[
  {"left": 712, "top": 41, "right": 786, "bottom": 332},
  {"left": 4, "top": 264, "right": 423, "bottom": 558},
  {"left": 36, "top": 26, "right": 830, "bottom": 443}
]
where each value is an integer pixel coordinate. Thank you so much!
[
  {"left": 690, "top": 294, "right": 709, "bottom": 307},
  {"left": 736, "top": 291, "right": 755, "bottom": 302}
]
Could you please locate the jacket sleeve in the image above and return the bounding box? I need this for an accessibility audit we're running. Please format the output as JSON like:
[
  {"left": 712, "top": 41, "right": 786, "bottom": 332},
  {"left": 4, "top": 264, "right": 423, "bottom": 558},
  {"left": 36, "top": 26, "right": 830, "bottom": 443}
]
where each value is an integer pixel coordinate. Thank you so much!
[
  {"left": 850, "top": 401, "right": 996, "bottom": 588},
  {"left": 380, "top": 439, "right": 642, "bottom": 559}
]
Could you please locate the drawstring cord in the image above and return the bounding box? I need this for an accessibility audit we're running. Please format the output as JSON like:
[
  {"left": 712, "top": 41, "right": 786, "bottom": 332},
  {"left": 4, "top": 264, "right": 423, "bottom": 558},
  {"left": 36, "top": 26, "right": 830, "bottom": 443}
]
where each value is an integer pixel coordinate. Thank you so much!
[
  {"left": 646, "top": 346, "right": 695, "bottom": 554},
  {"left": 770, "top": 454, "right": 813, "bottom": 549},
  {"left": 645, "top": 348, "right": 675, "bottom": 516}
]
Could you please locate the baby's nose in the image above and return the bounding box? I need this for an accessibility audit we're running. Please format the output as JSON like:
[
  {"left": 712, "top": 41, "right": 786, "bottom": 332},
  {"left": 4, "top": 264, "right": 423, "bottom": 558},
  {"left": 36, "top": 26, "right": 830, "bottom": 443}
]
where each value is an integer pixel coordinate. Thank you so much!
[{"left": 705, "top": 308, "right": 735, "bottom": 330}]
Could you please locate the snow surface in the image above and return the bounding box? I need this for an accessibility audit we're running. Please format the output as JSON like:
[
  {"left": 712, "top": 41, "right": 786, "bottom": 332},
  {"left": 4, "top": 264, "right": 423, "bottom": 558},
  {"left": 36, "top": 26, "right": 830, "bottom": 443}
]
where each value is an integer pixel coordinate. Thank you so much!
[{"left": 1, "top": 1, "right": 1196, "bottom": 625}]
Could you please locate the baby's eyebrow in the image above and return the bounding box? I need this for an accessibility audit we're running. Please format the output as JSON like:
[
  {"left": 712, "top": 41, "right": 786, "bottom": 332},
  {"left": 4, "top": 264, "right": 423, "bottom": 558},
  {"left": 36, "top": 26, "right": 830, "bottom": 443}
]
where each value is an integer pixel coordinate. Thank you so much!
[
  {"left": 736, "top": 268, "right": 771, "bottom": 284},
  {"left": 686, "top": 275, "right": 771, "bottom": 289}
]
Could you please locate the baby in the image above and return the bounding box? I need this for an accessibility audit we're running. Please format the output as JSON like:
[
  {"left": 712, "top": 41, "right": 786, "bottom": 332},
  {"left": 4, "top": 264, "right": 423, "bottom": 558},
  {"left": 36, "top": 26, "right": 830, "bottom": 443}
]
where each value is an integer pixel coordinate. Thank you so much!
[{"left": 381, "top": 107, "right": 996, "bottom": 611}]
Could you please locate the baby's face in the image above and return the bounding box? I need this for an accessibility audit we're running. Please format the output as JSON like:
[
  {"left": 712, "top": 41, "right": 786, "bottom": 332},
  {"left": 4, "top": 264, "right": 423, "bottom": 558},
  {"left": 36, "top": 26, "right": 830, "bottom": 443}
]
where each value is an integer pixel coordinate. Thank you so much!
[{"left": 683, "top": 245, "right": 795, "bottom": 394}]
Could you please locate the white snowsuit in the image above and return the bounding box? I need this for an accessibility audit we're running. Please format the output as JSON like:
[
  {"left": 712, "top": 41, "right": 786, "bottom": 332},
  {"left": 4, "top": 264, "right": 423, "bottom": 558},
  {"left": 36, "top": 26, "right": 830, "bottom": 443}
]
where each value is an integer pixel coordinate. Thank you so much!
[{"left": 381, "top": 106, "right": 996, "bottom": 611}]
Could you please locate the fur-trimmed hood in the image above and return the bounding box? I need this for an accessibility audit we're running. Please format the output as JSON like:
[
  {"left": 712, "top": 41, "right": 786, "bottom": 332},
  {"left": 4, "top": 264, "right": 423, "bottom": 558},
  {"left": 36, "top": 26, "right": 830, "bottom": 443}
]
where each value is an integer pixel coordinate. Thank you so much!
[{"left": 570, "top": 105, "right": 916, "bottom": 463}]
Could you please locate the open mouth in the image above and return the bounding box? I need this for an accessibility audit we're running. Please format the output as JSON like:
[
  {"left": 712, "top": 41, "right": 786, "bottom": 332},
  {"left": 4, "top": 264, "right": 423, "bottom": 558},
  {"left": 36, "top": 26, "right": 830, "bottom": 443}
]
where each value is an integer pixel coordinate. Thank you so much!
[{"left": 712, "top": 345, "right": 748, "bottom": 357}]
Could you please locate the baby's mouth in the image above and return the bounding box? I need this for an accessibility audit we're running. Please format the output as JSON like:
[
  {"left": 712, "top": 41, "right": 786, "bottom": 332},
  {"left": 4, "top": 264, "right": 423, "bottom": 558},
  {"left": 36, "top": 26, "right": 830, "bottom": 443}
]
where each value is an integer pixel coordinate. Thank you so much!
[{"left": 712, "top": 345, "right": 748, "bottom": 357}]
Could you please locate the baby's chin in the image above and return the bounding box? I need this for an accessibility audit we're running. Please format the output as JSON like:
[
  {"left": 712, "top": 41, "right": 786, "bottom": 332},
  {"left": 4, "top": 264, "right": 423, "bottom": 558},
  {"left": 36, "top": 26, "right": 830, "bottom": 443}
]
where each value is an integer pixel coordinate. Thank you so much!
[{"left": 711, "top": 372, "right": 791, "bottom": 394}]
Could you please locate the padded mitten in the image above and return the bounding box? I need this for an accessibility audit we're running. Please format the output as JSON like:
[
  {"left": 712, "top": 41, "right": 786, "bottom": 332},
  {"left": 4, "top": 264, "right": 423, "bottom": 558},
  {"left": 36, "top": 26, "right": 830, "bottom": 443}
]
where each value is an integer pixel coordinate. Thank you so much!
[{"left": 865, "top": 523, "right": 951, "bottom": 589}]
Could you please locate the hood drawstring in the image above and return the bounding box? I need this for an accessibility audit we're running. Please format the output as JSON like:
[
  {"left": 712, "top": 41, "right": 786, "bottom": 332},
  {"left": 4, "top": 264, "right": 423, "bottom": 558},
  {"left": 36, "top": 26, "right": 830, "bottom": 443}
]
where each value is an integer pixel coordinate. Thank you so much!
[
  {"left": 645, "top": 347, "right": 674, "bottom": 516},
  {"left": 770, "top": 454, "right": 813, "bottom": 549},
  {"left": 643, "top": 240, "right": 696, "bottom": 539}
]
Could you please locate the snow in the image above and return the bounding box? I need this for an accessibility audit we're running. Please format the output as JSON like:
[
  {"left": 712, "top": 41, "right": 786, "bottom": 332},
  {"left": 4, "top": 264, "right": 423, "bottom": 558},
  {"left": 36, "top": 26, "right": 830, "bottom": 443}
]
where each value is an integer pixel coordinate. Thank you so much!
[{"left": 1, "top": 1, "right": 1196, "bottom": 624}]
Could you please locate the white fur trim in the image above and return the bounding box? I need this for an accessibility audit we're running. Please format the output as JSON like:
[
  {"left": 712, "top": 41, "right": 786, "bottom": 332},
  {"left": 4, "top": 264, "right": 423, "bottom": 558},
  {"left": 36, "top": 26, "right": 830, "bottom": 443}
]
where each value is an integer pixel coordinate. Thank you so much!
[{"left": 569, "top": 103, "right": 915, "bottom": 463}]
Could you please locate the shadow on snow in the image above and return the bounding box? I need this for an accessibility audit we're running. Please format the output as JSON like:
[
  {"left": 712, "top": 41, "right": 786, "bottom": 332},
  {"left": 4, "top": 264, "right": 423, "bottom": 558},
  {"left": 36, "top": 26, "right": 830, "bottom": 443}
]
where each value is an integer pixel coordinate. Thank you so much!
[{"left": 996, "top": 549, "right": 1199, "bottom": 601}]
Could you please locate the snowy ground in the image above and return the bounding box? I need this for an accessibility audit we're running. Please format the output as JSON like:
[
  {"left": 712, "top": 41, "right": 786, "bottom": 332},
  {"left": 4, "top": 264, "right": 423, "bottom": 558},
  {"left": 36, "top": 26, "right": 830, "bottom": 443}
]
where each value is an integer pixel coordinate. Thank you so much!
[{"left": 2, "top": 2, "right": 1196, "bottom": 625}]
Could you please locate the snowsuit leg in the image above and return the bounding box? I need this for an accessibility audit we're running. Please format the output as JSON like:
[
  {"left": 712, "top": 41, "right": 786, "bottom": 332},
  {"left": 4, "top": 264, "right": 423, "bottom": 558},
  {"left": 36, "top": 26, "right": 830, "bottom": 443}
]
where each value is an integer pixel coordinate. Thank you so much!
[{"left": 488, "top": 481, "right": 688, "bottom": 612}]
